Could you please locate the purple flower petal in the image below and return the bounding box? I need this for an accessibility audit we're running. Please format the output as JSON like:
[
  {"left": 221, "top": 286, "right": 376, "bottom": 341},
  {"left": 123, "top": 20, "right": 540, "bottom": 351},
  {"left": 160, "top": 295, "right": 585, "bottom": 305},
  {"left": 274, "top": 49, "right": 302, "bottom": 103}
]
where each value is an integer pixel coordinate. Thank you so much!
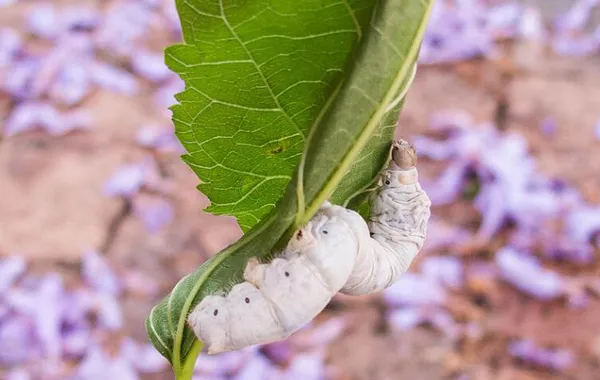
[
  {"left": 383, "top": 273, "right": 447, "bottom": 307},
  {"left": 74, "top": 346, "right": 109, "bottom": 379},
  {"left": 552, "top": 33, "right": 599, "bottom": 56},
  {"left": 61, "top": 6, "right": 101, "bottom": 32},
  {"left": 541, "top": 117, "right": 557, "bottom": 136},
  {"left": 48, "top": 61, "right": 92, "bottom": 106},
  {"left": 62, "top": 328, "right": 91, "bottom": 358},
  {"left": 387, "top": 307, "right": 458, "bottom": 338},
  {"left": 0, "top": 28, "right": 21, "bottom": 67},
  {"left": 68, "top": 289, "right": 97, "bottom": 323},
  {"left": 1, "top": 59, "right": 40, "bottom": 100},
  {"left": 94, "top": 2, "right": 155, "bottom": 58},
  {"left": 131, "top": 50, "right": 172, "bottom": 82},
  {"left": 508, "top": 339, "right": 574, "bottom": 371},
  {"left": 5, "top": 369, "right": 31, "bottom": 380},
  {"left": 81, "top": 250, "right": 121, "bottom": 295},
  {"left": 3, "top": 102, "right": 90, "bottom": 137},
  {"left": 422, "top": 159, "right": 470, "bottom": 205},
  {"left": 290, "top": 317, "right": 346, "bottom": 348},
  {"left": 496, "top": 247, "right": 565, "bottom": 300},
  {"left": 90, "top": 61, "right": 139, "bottom": 95},
  {"left": 554, "top": 0, "right": 595, "bottom": 33},
  {"left": 485, "top": 2, "right": 522, "bottom": 39},
  {"left": 422, "top": 217, "right": 472, "bottom": 252},
  {"left": 519, "top": 6, "right": 546, "bottom": 40},
  {"left": 281, "top": 352, "right": 325, "bottom": 380},
  {"left": 387, "top": 308, "right": 424, "bottom": 330},
  {"left": 195, "top": 349, "right": 255, "bottom": 376},
  {"left": 75, "top": 346, "right": 139, "bottom": 380},
  {"left": 0, "top": 304, "right": 9, "bottom": 321},
  {"left": 192, "top": 375, "right": 228, "bottom": 380},
  {"left": 47, "top": 110, "right": 92, "bottom": 136},
  {"left": 543, "top": 237, "right": 594, "bottom": 265},
  {"left": 27, "top": 4, "right": 59, "bottom": 39},
  {"left": 107, "top": 358, "right": 140, "bottom": 380},
  {"left": 4, "top": 288, "right": 37, "bottom": 314},
  {"left": 429, "top": 310, "right": 459, "bottom": 338},
  {"left": 230, "top": 355, "right": 276, "bottom": 380},
  {"left": 3, "top": 102, "right": 61, "bottom": 136},
  {"left": 261, "top": 341, "right": 292, "bottom": 365},
  {"left": 162, "top": 0, "right": 182, "bottom": 37},
  {"left": 122, "top": 270, "right": 160, "bottom": 296},
  {"left": 0, "top": 0, "right": 17, "bottom": 6},
  {"left": 34, "top": 274, "right": 64, "bottom": 358},
  {"left": 136, "top": 125, "right": 184, "bottom": 153},
  {"left": 429, "top": 109, "right": 473, "bottom": 133},
  {"left": 132, "top": 195, "right": 174, "bottom": 233},
  {"left": 0, "top": 316, "right": 38, "bottom": 364},
  {"left": 95, "top": 293, "right": 123, "bottom": 330},
  {"left": 103, "top": 163, "right": 147, "bottom": 198},
  {"left": 0, "top": 256, "right": 26, "bottom": 294},
  {"left": 420, "top": 256, "right": 463, "bottom": 289},
  {"left": 73, "top": 285, "right": 122, "bottom": 331},
  {"left": 154, "top": 77, "right": 185, "bottom": 110},
  {"left": 419, "top": 0, "right": 498, "bottom": 64},
  {"left": 594, "top": 118, "right": 600, "bottom": 141},
  {"left": 474, "top": 183, "right": 508, "bottom": 240},
  {"left": 565, "top": 204, "right": 600, "bottom": 243},
  {"left": 120, "top": 338, "right": 168, "bottom": 373}
]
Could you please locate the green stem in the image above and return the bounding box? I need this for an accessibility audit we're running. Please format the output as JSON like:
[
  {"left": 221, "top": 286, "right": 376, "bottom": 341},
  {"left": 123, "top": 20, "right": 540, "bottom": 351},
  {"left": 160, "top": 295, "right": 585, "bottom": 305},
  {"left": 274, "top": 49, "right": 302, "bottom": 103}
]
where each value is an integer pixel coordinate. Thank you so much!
[{"left": 174, "top": 340, "right": 203, "bottom": 380}]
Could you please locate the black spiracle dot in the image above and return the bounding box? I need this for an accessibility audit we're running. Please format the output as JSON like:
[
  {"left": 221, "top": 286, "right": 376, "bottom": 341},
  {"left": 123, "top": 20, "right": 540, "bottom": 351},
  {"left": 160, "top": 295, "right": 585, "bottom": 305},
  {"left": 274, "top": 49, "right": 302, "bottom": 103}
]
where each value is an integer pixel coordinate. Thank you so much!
[
  {"left": 322, "top": 230, "right": 328, "bottom": 235},
  {"left": 245, "top": 297, "right": 250, "bottom": 304},
  {"left": 284, "top": 271, "right": 290, "bottom": 277},
  {"left": 385, "top": 180, "right": 391, "bottom": 185},
  {"left": 213, "top": 309, "right": 218, "bottom": 316}
]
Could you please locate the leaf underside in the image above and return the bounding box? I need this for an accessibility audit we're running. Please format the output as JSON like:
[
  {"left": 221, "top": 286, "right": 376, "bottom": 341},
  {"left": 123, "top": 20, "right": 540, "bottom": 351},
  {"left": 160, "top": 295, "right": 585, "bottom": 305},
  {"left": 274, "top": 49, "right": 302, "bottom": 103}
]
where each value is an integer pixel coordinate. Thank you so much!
[{"left": 146, "top": 0, "right": 433, "bottom": 377}]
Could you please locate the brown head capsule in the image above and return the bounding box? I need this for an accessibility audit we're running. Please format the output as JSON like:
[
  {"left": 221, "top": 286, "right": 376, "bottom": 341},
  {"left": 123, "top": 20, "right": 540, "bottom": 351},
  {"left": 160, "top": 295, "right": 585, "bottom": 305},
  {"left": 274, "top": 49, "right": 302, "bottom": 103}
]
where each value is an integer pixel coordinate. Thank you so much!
[{"left": 391, "top": 140, "right": 417, "bottom": 169}]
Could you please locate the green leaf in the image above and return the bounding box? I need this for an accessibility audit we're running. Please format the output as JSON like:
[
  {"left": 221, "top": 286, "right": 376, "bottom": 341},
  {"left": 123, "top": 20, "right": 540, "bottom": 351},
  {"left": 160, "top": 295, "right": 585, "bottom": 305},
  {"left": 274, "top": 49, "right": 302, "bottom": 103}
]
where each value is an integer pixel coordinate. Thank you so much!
[
  {"left": 146, "top": 0, "right": 433, "bottom": 378},
  {"left": 167, "top": 0, "right": 374, "bottom": 232}
]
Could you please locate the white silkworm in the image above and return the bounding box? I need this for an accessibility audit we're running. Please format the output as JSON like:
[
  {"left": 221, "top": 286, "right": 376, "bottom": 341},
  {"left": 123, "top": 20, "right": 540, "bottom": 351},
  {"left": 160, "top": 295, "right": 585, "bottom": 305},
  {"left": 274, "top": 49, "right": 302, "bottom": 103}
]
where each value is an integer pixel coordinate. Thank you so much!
[
  {"left": 188, "top": 140, "right": 431, "bottom": 354},
  {"left": 338, "top": 142, "right": 431, "bottom": 295},
  {"left": 188, "top": 212, "right": 359, "bottom": 354}
]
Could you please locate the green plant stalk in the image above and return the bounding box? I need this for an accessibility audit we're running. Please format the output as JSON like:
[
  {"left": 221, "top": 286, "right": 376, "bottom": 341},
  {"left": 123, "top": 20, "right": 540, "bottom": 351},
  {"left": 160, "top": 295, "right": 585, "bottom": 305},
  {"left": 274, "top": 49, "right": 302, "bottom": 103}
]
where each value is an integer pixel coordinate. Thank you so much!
[{"left": 175, "top": 340, "right": 203, "bottom": 380}]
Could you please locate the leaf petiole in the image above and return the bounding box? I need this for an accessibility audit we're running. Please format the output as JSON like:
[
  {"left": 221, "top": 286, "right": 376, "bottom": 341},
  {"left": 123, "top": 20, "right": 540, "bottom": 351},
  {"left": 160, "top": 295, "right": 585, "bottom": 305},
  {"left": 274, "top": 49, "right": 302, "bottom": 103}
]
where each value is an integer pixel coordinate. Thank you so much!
[{"left": 174, "top": 340, "right": 203, "bottom": 380}]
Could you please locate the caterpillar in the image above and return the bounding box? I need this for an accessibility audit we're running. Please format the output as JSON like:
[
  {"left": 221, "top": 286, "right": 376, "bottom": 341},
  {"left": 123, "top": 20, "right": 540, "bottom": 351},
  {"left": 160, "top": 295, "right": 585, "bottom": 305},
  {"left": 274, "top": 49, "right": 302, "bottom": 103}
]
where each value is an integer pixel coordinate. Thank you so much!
[{"left": 188, "top": 140, "right": 431, "bottom": 354}]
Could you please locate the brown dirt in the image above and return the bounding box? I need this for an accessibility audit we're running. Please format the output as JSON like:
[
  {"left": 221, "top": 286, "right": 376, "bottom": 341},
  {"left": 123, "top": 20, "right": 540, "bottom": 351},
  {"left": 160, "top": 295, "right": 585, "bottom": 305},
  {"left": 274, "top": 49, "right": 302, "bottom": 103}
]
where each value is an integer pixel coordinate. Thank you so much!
[{"left": 2, "top": 2, "right": 600, "bottom": 379}]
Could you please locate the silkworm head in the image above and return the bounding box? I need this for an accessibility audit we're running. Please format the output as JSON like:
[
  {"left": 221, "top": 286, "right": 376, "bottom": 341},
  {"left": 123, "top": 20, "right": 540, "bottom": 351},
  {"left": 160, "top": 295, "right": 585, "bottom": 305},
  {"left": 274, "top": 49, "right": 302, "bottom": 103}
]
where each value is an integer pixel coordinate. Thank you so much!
[{"left": 391, "top": 139, "right": 417, "bottom": 169}]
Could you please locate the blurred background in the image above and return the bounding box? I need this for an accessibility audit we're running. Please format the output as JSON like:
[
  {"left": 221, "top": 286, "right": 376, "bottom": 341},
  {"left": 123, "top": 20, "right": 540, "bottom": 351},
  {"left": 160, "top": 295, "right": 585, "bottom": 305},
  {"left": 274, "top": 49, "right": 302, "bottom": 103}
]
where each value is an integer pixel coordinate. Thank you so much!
[{"left": 1, "top": 0, "right": 599, "bottom": 379}]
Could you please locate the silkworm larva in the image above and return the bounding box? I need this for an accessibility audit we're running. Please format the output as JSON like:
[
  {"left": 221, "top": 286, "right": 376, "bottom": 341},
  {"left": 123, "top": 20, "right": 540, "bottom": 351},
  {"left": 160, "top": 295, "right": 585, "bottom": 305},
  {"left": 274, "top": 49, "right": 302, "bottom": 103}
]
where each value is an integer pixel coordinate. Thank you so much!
[
  {"left": 188, "top": 207, "right": 359, "bottom": 354},
  {"left": 188, "top": 139, "right": 431, "bottom": 353}
]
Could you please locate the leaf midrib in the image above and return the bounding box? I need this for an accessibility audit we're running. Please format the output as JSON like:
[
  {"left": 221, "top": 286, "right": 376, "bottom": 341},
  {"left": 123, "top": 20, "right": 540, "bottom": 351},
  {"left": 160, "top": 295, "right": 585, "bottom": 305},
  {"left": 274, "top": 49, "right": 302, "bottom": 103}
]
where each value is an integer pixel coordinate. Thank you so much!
[{"left": 299, "top": 4, "right": 432, "bottom": 222}]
